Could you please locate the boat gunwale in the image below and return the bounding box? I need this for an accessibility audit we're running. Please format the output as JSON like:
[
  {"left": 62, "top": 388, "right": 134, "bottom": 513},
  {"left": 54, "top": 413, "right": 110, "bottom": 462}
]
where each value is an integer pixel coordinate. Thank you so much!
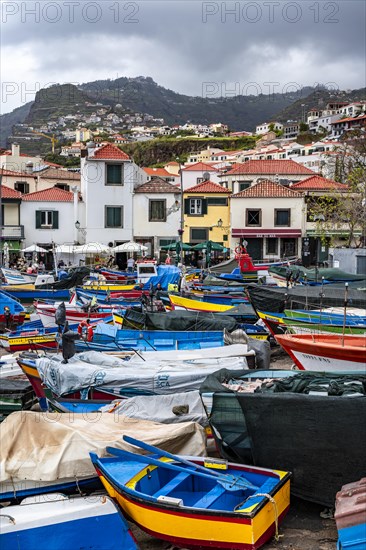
[{"left": 92, "top": 453, "right": 291, "bottom": 521}]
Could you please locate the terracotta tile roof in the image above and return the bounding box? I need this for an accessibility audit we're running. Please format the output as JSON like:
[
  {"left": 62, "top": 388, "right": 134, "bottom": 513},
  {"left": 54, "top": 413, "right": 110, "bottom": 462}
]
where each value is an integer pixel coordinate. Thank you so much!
[
  {"left": 292, "top": 175, "right": 348, "bottom": 191},
  {"left": 0, "top": 169, "right": 30, "bottom": 177},
  {"left": 232, "top": 179, "right": 303, "bottom": 198},
  {"left": 1, "top": 185, "right": 22, "bottom": 199},
  {"left": 331, "top": 114, "right": 366, "bottom": 124},
  {"left": 185, "top": 180, "right": 231, "bottom": 194},
  {"left": 182, "top": 162, "right": 219, "bottom": 172},
  {"left": 135, "top": 177, "right": 179, "bottom": 194},
  {"left": 44, "top": 161, "right": 63, "bottom": 168},
  {"left": 40, "top": 168, "right": 80, "bottom": 181},
  {"left": 22, "top": 187, "right": 74, "bottom": 202},
  {"left": 92, "top": 143, "right": 130, "bottom": 160},
  {"left": 224, "top": 159, "right": 315, "bottom": 176},
  {"left": 143, "top": 167, "right": 174, "bottom": 177}
]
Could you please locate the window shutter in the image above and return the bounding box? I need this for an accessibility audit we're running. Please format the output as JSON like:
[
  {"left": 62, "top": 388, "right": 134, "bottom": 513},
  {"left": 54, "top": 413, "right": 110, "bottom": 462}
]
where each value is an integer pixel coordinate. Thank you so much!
[
  {"left": 35, "top": 211, "right": 41, "bottom": 228},
  {"left": 202, "top": 199, "right": 208, "bottom": 215},
  {"left": 24, "top": 182, "right": 29, "bottom": 194},
  {"left": 52, "top": 211, "right": 59, "bottom": 229},
  {"left": 184, "top": 199, "right": 190, "bottom": 214}
]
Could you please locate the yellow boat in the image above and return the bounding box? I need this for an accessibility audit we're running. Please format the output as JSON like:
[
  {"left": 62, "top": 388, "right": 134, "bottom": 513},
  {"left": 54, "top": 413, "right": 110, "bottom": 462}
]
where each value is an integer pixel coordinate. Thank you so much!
[
  {"left": 90, "top": 437, "right": 291, "bottom": 550},
  {"left": 169, "top": 294, "right": 234, "bottom": 313},
  {"left": 82, "top": 283, "right": 137, "bottom": 291}
]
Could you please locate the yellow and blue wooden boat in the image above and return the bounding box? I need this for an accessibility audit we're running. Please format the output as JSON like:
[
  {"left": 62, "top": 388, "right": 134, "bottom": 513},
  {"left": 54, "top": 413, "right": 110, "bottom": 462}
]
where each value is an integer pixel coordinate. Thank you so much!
[
  {"left": 169, "top": 294, "right": 235, "bottom": 313},
  {"left": 91, "top": 436, "right": 291, "bottom": 550}
]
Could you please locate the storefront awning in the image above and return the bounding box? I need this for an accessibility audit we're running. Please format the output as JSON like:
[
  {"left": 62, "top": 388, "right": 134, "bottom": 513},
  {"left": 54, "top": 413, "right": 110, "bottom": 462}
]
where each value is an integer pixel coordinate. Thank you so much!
[{"left": 232, "top": 228, "right": 302, "bottom": 238}]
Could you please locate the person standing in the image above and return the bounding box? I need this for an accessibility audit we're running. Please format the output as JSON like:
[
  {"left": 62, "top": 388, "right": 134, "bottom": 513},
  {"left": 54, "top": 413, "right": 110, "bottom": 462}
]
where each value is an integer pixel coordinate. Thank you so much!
[{"left": 127, "top": 256, "right": 135, "bottom": 273}]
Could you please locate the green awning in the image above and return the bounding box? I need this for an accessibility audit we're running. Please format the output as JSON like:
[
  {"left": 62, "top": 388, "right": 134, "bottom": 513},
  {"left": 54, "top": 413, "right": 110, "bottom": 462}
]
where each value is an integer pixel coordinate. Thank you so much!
[{"left": 0, "top": 241, "right": 21, "bottom": 251}]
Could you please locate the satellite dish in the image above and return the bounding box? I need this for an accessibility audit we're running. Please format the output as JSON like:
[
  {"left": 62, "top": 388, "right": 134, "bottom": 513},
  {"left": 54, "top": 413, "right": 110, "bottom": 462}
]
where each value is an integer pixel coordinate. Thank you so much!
[{"left": 203, "top": 172, "right": 210, "bottom": 181}]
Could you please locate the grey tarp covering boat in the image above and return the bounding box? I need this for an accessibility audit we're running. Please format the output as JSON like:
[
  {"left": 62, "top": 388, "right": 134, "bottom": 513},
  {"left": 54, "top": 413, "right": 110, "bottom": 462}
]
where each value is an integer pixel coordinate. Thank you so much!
[
  {"left": 37, "top": 267, "right": 91, "bottom": 290},
  {"left": 99, "top": 390, "right": 209, "bottom": 426},
  {"left": 246, "top": 283, "right": 366, "bottom": 313},
  {"left": 269, "top": 265, "right": 366, "bottom": 282},
  {"left": 200, "top": 369, "right": 366, "bottom": 506},
  {"left": 208, "top": 258, "right": 240, "bottom": 274},
  {"left": 35, "top": 350, "right": 251, "bottom": 397},
  {"left": 122, "top": 309, "right": 239, "bottom": 331}
]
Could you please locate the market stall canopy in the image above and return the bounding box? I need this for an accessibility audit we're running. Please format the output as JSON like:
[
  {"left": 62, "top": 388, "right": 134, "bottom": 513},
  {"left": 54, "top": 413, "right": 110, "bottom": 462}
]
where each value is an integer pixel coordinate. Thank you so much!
[
  {"left": 54, "top": 244, "right": 77, "bottom": 254},
  {"left": 75, "top": 242, "right": 112, "bottom": 254},
  {"left": 113, "top": 242, "right": 148, "bottom": 253},
  {"left": 160, "top": 243, "right": 192, "bottom": 251},
  {"left": 192, "top": 241, "right": 226, "bottom": 251},
  {"left": 21, "top": 245, "right": 48, "bottom": 253}
]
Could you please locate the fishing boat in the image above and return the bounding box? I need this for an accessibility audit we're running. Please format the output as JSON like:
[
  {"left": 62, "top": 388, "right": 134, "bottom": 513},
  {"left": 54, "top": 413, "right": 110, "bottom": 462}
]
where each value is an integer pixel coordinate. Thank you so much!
[
  {"left": 200, "top": 368, "right": 366, "bottom": 506},
  {"left": 169, "top": 294, "right": 235, "bottom": 313},
  {"left": 0, "top": 493, "right": 138, "bottom": 550},
  {"left": 335, "top": 478, "right": 366, "bottom": 550},
  {"left": 34, "top": 298, "right": 115, "bottom": 328},
  {"left": 0, "top": 289, "right": 26, "bottom": 329},
  {"left": 91, "top": 435, "right": 291, "bottom": 550},
  {"left": 75, "top": 324, "right": 225, "bottom": 352},
  {"left": 256, "top": 309, "right": 366, "bottom": 337},
  {"left": 0, "top": 410, "right": 205, "bottom": 503},
  {"left": 275, "top": 333, "right": 366, "bottom": 371},
  {"left": 17, "top": 345, "right": 254, "bottom": 405},
  {"left": 1, "top": 268, "right": 70, "bottom": 302}
]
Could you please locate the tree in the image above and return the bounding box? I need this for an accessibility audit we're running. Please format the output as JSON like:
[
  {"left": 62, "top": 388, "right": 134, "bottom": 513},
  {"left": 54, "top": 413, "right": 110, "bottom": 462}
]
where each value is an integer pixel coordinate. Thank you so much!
[{"left": 308, "top": 130, "right": 366, "bottom": 247}]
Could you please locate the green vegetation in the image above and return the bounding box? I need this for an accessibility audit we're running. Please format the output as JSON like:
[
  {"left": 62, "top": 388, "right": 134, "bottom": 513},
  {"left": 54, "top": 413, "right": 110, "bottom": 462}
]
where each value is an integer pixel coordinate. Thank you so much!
[
  {"left": 44, "top": 153, "right": 80, "bottom": 167},
  {"left": 121, "top": 136, "right": 257, "bottom": 165}
]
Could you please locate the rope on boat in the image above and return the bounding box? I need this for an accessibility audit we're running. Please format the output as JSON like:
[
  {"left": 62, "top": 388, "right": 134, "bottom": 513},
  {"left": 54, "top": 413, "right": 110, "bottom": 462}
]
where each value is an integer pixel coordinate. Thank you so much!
[{"left": 236, "top": 492, "right": 283, "bottom": 542}]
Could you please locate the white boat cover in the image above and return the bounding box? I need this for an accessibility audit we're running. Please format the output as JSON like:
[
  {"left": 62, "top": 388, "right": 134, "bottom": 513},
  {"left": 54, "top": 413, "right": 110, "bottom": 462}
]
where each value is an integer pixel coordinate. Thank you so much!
[
  {"left": 100, "top": 391, "right": 209, "bottom": 426},
  {"left": 35, "top": 350, "right": 250, "bottom": 397},
  {"left": 0, "top": 411, "right": 206, "bottom": 483}
]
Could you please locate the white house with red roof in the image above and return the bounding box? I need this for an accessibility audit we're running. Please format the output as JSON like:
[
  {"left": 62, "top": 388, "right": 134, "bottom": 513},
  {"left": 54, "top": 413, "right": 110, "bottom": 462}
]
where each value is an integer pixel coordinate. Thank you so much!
[
  {"left": 0, "top": 144, "right": 44, "bottom": 172},
  {"left": 220, "top": 159, "right": 316, "bottom": 194},
  {"left": 142, "top": 167, "right": 180, "bottom": 186},
  {"left": 80, "top": 143, "right": 145, "bottom": 246},
  {"left": 21, "top": 187, "right": 76, "bottom": 248},
  {"left": 181, "top": 162, "right": 221, "bottom": 190},
  {"left": 133, "top": 177, "right": 182, "bottom": 259},
  {"left": 231, "top": 180, "right": 304, "bottom": 261}
]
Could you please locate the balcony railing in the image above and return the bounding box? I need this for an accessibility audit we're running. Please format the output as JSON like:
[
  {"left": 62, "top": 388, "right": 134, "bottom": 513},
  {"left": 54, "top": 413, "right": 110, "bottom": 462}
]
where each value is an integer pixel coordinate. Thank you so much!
[{"left": 1, "top": 225, "right": 25, "bottom": 239}]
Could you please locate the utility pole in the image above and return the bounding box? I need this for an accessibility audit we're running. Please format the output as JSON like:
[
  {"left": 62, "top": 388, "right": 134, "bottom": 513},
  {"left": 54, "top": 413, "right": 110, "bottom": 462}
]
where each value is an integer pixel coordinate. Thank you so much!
[{"left": 177, "top": 159, "right": 184, "bottom": 264}]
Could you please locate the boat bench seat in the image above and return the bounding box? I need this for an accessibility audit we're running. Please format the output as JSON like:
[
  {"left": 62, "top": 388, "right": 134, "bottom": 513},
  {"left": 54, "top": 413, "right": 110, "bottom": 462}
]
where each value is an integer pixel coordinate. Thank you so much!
[
  {"left": 194, "top": 483, "right": 226, "bottom": 508},
  {"left": 153, "top": 472, "right": 191, "bottom": 498}
]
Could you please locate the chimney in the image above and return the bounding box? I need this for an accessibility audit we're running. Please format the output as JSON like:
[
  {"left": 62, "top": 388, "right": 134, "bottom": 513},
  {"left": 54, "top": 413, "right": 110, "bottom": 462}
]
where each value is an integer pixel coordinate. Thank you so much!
[{"left": 11, "top": 143, "right": 20, "bottom": 157}]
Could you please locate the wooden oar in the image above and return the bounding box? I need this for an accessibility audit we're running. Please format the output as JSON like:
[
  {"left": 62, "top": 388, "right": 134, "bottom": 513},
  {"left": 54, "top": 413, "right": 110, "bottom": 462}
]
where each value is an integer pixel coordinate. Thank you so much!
[
  {"left": 123, "top": 435, "right": 259, "bottom": 490},
  {"left": 106, "top": 446, "right": 255, "bottom": 492}
]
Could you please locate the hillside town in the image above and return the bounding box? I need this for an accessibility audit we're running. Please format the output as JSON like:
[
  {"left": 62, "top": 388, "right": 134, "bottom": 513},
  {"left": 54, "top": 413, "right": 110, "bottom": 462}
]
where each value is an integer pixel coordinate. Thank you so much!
[{"left": 1, "top": 98, "right": 365, "bottom": 273}]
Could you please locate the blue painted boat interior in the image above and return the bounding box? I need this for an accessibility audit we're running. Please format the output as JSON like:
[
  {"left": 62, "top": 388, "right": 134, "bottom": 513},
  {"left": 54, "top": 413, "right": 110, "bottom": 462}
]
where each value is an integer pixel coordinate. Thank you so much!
[
  {"left": 94, "top": 453, "right": 279, "bottom": 512},
  {"left": 337, "top": 522, "right": 366, "bottom": 550}
]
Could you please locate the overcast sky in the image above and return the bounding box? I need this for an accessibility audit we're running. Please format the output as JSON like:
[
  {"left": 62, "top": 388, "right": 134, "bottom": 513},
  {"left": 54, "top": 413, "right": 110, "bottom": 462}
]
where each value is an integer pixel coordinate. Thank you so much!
[{"left": 1, "top": 0, "right": 365, "bottom": 114}]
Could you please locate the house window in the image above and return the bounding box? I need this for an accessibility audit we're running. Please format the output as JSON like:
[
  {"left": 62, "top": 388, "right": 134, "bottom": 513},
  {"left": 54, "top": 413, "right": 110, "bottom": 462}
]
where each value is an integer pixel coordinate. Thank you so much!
[
  {"left": 223, "top": 234, "right": 228, "bottom": 241},
  {"left": 106, "top": 164, "right": 123, "bottom": 185},
  {"left": 190, "top": 198, "right": 202, "bottom": 215},
  {"left": 196, "top": 177, "right": 204, "bottom": 184},
  {"left": 246, "top": 209, "right": 261, "bottom": 226},
  {"left": 207, "top": 197, "right": 228, "bottom": 206},
  {"left": 191, "top": 228, "right": 208, "bottom": 241},
  {"left": 105, "top": 206, "right": 123, "bottom": 228},
  {"left": 275, "top": 209, "right": 291, "bottom": 226},
  {"left": 35, "top": 210, "right": 59, "bottom": 229},
  {"left": 55, "top": 183, "right": 70, "bottom": 191},
  {"left": 266, "top": 238, "right": 278, "bottom": 255},
  {"left": 239, "top": 182, "right": 250, "bottom": 191},
  {"left": 149, "top": 199, "right": 166, "bottom": 222},
  {"left": 14, "top": 181, "right": 29, "bottom": 194}
]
